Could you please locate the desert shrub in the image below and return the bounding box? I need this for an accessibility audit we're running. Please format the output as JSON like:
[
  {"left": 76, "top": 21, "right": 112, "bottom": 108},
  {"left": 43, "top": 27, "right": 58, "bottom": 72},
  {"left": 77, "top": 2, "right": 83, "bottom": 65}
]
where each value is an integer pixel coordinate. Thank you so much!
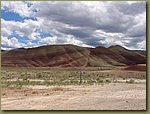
[
  {"left": 36, "top": 73, "right": 42, "bottom": 78},
  {"left": 51, "top": 87, "right": 64, "bottom": 91},
  {"left": 43, "top": 80, "right": 51, "bottom": 86},
  {"left": 28, "top": 81, "right": 43, "bottom": 86},
  {"left": 32, "top": 91, "right": 38, "bottom": 94},
  {"left": 87, "top": 80, "right": 93, "bottom": 85},
  {"left": 122, "top": 77, "right": 126, "bottom": 80},
  {"left": 96, "top": 78, "right": 104, "bottom": 83},
  {"left": 113, "top": 80, "right": 118, "bottom": 83},
  {"left": 16, "top": 80, "right": 23, "bottom": 89},
  {"left": 126, "top": 79, "right": 135, "bottom": 84},
  {"left": 3, "top": 81, "right": 11, "bottom": 87},
  {"left": 24, "top": 79, "right": 30, "bottom": 85},
  {"left": 69, "top": 80, "right": 79, "bottom": 85},
  {"left": 23, "top": 76, "right": 28, "bottom": 81},
  {"left": 105, "top": 79, "right": 111, "bottom": 83}
]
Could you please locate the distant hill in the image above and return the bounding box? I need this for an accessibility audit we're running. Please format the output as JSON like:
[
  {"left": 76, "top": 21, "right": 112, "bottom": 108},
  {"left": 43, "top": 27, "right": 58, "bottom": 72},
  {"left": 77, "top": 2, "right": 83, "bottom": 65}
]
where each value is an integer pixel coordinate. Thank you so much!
[
  {"left": 133, "top": 50, "right": 146, "bottom": 56},
  {"left": 1, "top": 44, "right": 146, "bottom": 67}
]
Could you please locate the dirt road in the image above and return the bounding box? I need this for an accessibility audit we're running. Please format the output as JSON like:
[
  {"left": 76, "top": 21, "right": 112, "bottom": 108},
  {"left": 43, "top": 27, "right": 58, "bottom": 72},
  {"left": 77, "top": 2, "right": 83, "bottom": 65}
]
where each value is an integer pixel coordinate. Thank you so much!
[{"left": 1, "top": 82, "right": 146, "bottom": 110}]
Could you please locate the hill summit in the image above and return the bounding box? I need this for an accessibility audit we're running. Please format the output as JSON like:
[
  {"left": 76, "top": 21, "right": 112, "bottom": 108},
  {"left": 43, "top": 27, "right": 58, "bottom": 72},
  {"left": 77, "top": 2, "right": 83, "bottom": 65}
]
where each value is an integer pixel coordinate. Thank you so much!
[{"left": 1, "top": 44, "right": 146, "bottom": 67}]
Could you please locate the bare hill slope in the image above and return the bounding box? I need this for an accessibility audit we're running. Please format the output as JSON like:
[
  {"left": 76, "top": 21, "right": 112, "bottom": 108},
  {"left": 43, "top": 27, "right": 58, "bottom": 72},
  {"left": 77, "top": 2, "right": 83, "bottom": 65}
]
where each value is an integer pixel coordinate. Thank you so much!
[{"left": 1, "top": 44, "right": 146, "bottom": 67}]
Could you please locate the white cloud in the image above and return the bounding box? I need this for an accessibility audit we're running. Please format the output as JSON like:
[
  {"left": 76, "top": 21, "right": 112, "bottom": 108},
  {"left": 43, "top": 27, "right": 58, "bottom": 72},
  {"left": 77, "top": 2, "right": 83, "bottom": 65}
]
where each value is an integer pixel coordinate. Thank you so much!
[
  {"left": 30, "top": 1, "right": 146, "bottom": 48},
  {"left": 65, "top": 35, "right": 93, "bottom": 48},
  {"left": 127, "top": 1, "right": 138, "bottom": 5},
  {"left": 1, "top": 36, "right": 24, "bottom": 49},
  {"left": 2, "top": 1, "right": 32, "bottom": 17},
  {"left": 94, "top": 30, "right": 126, "bottom": 39},
  {"left": 15, "top": 31, "right": 25, "bottom": 37},
  {"left": 137, "top": 40, "right": 146, "bottom": 50},
  {"left": 127, "top": 22, "right": 146, "bottom": 37},
  {"left": 29, "top": 32, "right": 40, "bottom": 40},
  {"left": 1, "top": 1, "right": 146, "bottom": 50},
  {"left": 1, "top": 19, "right": 42, "bottom": 40},
  {"left": 1, "top": 28, "right": 12, "bottom": 37},
  {"left": 39, "top": 36, "right": 58, "bottom": 44}
]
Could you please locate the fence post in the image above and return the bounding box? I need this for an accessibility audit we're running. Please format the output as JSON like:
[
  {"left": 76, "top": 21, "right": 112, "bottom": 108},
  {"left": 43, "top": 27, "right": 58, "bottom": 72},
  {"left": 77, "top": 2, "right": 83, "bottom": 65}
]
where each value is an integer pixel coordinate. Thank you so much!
[{"left": 79, "top": 70, "right": 82, "bottom": 84}]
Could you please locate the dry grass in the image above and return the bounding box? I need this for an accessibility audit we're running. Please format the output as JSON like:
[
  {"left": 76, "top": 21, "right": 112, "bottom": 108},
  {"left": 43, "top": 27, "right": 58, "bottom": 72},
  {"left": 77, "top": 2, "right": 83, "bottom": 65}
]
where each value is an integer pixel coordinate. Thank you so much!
[{"left": 1, "top": 66, "right": 146, "bottom": 88}]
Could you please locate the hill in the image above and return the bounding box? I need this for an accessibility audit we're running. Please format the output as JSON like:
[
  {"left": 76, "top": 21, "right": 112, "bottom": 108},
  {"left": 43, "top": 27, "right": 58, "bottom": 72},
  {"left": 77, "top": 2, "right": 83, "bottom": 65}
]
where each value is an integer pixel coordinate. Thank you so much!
[{"left": 1, "top": 44, "right": 146, "bottom": 67}]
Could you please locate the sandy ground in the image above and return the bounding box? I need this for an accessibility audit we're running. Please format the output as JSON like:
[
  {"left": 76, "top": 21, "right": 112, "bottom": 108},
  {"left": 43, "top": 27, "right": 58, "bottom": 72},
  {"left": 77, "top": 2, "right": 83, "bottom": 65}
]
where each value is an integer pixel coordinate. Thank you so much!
[{"left": 1, "top": 82, "right": 146, "bottom": 110}]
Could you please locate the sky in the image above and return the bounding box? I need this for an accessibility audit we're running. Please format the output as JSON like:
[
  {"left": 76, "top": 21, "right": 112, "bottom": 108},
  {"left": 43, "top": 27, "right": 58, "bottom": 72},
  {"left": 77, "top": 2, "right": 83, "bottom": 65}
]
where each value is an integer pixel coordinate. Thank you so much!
[{"left": 1, "top": 1, "right": 146, "bottom": 50}]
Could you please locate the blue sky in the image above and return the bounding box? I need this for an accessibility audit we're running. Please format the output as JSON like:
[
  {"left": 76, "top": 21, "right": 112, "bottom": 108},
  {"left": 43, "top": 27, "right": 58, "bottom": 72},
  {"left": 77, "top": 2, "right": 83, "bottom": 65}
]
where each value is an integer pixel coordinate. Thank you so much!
[
  {"left": 1, "top": 1, "right": 146, "bottom": 50},
  {"left": 2, "top": 10, "right": 24, "bottom": 21}
]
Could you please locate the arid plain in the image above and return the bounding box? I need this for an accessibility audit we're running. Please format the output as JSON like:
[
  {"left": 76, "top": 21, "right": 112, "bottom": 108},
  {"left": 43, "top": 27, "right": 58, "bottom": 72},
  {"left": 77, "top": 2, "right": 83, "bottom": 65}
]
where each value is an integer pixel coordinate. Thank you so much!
[{"left": 1, "top": 65, "right": 146, "bottom": 110}]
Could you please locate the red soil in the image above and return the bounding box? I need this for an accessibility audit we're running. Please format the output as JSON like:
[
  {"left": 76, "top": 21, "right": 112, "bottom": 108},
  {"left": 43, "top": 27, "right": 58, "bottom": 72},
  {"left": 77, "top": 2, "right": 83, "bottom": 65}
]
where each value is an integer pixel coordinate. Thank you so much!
[{"left": 123, "top": 65, "right": 146, "bottom": 72}]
